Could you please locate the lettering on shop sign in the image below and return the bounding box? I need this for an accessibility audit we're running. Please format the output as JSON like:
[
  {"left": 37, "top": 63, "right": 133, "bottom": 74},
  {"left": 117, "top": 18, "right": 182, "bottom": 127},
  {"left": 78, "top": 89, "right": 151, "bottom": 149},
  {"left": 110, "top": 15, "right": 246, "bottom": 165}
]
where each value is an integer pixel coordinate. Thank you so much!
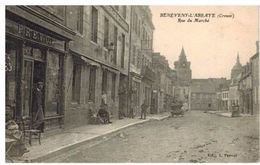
[
  {"left": 6, "top": 19, "right": 66, "bottom": 51},
  {"left": 17, "top": 25, "right": 53, "bottom": 45}
]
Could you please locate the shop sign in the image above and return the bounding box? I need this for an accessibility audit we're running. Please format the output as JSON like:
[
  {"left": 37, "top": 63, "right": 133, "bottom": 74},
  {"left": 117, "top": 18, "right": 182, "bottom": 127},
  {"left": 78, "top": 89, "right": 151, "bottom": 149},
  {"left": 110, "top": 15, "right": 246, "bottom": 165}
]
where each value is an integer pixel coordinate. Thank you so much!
[{"left": 6, "top": 19, "right": 65, "bottom": 51}]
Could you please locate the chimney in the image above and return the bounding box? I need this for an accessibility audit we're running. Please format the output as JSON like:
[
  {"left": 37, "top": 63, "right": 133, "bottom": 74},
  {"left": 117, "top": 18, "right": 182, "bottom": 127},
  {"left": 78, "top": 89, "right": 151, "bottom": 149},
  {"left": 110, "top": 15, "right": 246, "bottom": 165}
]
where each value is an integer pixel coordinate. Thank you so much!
[{"left": 256, "top": 41, "right": 259, "bottom": 53}]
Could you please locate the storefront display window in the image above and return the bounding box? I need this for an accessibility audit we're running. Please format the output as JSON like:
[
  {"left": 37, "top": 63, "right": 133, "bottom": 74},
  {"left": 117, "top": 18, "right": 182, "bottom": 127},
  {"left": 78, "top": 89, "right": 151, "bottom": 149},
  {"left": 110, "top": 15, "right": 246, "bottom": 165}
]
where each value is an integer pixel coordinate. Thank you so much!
[
  {"left": 46, "top": 51, "right": 62, "bottom": 116},
  {"left": 6, "top": 42, "right": 17, "bottom": 113}
]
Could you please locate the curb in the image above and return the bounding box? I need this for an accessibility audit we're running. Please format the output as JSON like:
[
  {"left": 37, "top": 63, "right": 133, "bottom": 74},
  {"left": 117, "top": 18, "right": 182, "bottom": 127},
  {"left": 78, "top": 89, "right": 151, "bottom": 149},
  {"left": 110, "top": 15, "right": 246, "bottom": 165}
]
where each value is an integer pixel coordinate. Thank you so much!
[{"left": 23, "top": 115, "right": 169, "bottom": 162}]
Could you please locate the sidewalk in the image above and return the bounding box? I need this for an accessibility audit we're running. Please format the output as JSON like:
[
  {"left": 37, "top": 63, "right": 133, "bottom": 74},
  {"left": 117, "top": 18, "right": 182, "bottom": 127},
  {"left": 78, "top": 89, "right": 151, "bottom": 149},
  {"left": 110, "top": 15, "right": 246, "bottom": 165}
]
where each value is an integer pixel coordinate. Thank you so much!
[
  {"left": 14, "top": 112, "right": 170, "bottom": 162},
  {"left": 207, "top": 111, "right": 253, "bottom": 117}
]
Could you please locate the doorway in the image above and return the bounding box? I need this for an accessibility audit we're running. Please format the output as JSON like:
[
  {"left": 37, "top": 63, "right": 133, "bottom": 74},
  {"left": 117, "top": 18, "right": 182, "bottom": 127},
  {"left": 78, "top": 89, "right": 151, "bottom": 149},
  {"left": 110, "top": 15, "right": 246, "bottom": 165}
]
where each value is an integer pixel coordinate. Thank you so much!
[{"left": 22, "top": 53, "right": 46, "bottom": 119}]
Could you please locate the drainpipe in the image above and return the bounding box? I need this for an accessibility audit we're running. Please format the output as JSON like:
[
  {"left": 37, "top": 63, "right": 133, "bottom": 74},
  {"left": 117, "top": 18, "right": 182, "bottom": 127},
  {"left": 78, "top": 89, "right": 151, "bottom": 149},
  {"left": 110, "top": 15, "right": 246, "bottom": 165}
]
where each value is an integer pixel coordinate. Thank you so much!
[{"left": 127, "top": 6, "right": 133, "bottom": 117}]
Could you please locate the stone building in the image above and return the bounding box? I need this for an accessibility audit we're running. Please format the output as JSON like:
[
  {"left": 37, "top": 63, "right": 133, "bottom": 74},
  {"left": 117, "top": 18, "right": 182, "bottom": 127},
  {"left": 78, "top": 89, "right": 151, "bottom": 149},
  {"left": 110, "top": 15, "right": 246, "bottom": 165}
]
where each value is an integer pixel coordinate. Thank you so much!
[
  {"left": 228, "top": 54, "right": 243, "bottom": 111},
  {"left": 128, "top": 6, "right": 155, "bottom": 117},
  {"left": 238, "top": 63, "right": 252, "bottom": 114},
  {"left": 64, "top": 6, "right": 131, "bottom": 127},
  {"left": 190, "top": 78, "right": 228, "bottom": 111},
  {"left": 216, "top": 80, "right": 231, "bottom": 111},
  {"left": 6, "top": 6, "right": 76, "bottom": 130},
  {"left": 5, "top": 6, "right": 131, "bottom": 130},
  {"left": 251, "top": 41, "right": 259, "bottom": 115},
  {"left": 238, "top": 41, "right": 259, "bottom": 115},
  {"left": 151, "top": 52, "right": 176, "bottom": 113},
  {"left": 174, "top": 47, "right": 192, "bottom": 106}
]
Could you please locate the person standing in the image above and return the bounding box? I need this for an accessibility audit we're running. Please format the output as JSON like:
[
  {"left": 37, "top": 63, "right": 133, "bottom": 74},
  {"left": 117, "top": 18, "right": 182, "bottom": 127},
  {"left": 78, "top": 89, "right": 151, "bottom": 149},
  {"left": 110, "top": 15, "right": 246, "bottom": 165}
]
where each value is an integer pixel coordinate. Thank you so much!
[
  {"left": 140, "top": 100, "right": 148, "bottom": 120},
  {"left": 32, "top": 82, "right": 45, "bottom": 133}
]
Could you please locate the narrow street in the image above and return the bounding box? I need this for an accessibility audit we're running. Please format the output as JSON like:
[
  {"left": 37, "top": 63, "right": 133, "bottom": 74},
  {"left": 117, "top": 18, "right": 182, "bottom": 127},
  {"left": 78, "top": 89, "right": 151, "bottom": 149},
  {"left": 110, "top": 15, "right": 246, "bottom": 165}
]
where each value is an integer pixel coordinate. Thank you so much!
[{"left": 44, "top": 111, "right": 259, "bottom": 163}]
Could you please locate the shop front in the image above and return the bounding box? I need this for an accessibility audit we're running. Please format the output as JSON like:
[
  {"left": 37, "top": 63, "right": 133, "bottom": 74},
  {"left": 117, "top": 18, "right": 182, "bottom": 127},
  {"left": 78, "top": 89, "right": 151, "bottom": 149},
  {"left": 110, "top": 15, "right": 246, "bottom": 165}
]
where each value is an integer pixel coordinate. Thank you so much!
[{"left": 6, "top": 15, "right": 72, "bottom": 130}]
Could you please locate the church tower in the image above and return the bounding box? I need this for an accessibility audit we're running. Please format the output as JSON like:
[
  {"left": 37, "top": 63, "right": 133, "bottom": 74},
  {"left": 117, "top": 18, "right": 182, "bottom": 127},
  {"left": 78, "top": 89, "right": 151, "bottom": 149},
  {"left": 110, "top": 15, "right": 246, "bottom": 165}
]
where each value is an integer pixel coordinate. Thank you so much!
[
  {"left": 174, "top": 47, "right": 192, "bottom": 86},
  {"left": 231, "top": 53, "right": 243, "bottom": 80},
  {"left": 174, "top": 47, "right": 192, "bottom": 105}
]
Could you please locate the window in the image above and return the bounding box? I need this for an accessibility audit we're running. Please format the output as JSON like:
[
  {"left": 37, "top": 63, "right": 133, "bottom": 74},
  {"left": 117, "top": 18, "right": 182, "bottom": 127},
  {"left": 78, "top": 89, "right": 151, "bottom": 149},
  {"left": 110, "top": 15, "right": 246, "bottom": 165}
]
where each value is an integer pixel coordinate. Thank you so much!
[
  {"left": 46, "top": 51, "right": 62, "bottom": 116},
  {"left": 91, "top": 6, "right": 98, "bottom": 43},
  {"left": 102, "top": 69, "right": 108, "bottom": 93},
  {"left": 77, "top": 7, "right": 84, "bottom": 34},
  {"left": 114, "top": 6, "right": 119, "bottom": 11},
  {"left": 122, "top": 6, "right": 127, "bottom": 19},
  {"left": 66, "top": 6, "right": 83, "bottom": 34},
  {"left": 104, "top": 17, "right": 109, "bottom": 48},
  {"left": 121, "top": 33, "right": 125, "bottom": 68},
  {"left": 134, "top": 13, "right": 138, "bottom": 33},
  {"left": 112, "top": 26, "right": 118, "bottom": 65},
  {"left": 72, "top": 62, "right": 81, "bottom": 103},
  {"left": 89, "top": 66, "right": 96, "bottom": 102},
  {"left": 111, "top": 73, "right": 116, "bottom": 101},
  {"left": 132, "top": 46, "right": 136, "bottom": 65}
]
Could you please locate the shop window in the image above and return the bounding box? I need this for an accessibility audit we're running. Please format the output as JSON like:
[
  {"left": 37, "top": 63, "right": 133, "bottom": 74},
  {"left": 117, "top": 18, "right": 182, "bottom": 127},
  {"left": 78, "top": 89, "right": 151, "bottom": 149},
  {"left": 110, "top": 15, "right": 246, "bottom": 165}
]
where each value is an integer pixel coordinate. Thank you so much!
[
  {"left": 91, "top": 6, "right": 98, "bottom": 43},
  {"left": 104, "top": 17, "right": 109, "bottom": 48},
  {"left": 6, "top": 42, "right": 17, "bottom": 118},
  {"left": 46, "top": 51, "right": 62, "bottom": 116},
  {"left": 89, "top": 66, "right": 96, "bottom": 102},
  {"left": 72, "top": 62, "right": 81, "bottom": 103},
  {"left": 111, "top": 73, "right": 116, "bottom": 101},
  {"left": 102, "top": 69, "right": 108, "bottom": 93}
]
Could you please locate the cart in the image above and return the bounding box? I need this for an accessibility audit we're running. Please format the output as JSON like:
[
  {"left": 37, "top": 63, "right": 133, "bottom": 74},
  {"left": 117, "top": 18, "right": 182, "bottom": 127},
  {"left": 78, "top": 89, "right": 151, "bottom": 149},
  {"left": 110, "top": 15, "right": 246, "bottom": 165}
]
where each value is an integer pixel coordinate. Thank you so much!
[{"left": 170, "top": 104, "right": 184, "bottom": 117}]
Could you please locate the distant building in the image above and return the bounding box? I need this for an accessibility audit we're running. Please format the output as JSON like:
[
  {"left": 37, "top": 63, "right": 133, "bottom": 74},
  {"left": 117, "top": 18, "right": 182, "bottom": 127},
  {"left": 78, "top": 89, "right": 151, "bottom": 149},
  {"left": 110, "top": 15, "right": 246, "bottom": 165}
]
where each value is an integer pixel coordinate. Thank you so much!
[
  {"left": 229, "top": 54, "right": 243, "bottom": 111},
  {"left": 251, "top": 42, "right": 259, "bottom": 115},
  {"left": 238, "top": 41, "right": 259, "bottom": 115},
  {"left": 190, "top": 78, "right": 228, "bottom": 111},
  {"left": 221, "top": 88, "right": 229, "bottom": 111},
  {"left": 152, "top": 52, "right": 176, "bottom": 113}
]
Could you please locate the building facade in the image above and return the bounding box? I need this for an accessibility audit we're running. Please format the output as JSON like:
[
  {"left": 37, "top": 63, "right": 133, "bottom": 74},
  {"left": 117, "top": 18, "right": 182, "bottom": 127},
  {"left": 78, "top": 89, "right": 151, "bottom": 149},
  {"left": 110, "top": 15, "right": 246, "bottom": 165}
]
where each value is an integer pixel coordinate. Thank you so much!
[
  {"left": 190, "top": 78, "right": 228, "bottom": 111},
  {"left": 6, "top": 6, "right": 76, "bottom": 130},
  {"left": 151, "top": 52, "right": 175, "bottom": 113},
  {"left": 228, "top": 54, "right": 243, "bottom": 111},
  {"left": 238, "top": 41, "right": 259, "bottom": 115},
  {"left": 5, "top": 5, "right": 131, "bottom": 130},
  {"left": 251, "top": 44, "right": 259, "bottom": 115},
  {"left": 64, "top": 6, "right": 131, "bottom": 127},
  {"left": 128, "top": 6, "right": 155, "bottom": 117}
]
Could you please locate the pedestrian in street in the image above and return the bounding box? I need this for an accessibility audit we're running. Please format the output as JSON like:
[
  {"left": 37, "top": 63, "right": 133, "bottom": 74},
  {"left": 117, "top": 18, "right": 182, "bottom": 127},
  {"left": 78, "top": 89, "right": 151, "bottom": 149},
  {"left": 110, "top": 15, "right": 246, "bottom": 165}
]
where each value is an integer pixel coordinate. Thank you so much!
[
  {"left": 140, "top": 100, "right": 148, "bottom": 120},
  {"left": 32, "top": 81, "right": 45, "bottom": 133}
]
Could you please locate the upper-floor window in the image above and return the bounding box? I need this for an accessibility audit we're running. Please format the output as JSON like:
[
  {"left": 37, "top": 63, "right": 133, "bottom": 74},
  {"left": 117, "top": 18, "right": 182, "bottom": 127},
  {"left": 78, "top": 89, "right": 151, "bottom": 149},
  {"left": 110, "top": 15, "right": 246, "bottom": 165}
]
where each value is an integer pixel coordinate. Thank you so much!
[
  {"left": 91, "top": 6, "right": 98, "bottom": 43},
  {"left": 104, "top": 17, "right": 109, "bottom": 48},
  {"left": 114, "top": 6, "right": 119, "bottom": 11},
  {"left": 76, "top": 7, "right": 84, "bottom": 34},
  {"left": 121, "top": 33, "right": 125, "bottom": 68},
  {"left": 112, "top": 26, "right": 118, "bottom": 65},
  {"left": 67, "top": 6, "right": 84, "bottom": 34},
  {"left": 122, "top": 6, "right": 127, "bottom": 19}
]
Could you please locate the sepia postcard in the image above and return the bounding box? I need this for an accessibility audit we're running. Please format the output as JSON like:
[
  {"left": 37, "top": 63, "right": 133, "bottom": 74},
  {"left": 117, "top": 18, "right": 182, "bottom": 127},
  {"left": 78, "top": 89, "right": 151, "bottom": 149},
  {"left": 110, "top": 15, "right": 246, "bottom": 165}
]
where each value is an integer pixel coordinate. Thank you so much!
[{"left": 4, "top": 3, "right": 259, "bottom": 163}]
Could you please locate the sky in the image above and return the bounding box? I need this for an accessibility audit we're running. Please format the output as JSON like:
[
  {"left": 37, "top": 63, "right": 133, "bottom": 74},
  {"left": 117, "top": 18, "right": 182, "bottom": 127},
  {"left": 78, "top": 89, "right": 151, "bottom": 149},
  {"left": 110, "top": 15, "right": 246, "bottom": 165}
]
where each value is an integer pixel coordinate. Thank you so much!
[{"left": 150, "top": 6, "right": 259, "bottom": 79}]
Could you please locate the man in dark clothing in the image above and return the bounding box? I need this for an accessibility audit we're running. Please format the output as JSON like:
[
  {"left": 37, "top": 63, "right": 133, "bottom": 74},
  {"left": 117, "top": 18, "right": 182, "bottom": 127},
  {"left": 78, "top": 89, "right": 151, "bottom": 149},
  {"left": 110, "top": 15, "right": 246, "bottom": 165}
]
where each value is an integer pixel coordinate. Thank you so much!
[
  {"left": 140, "top": 100, "right": 148, "bottom": 120},
  {"left": 32, "top": 82, "right": 45, "bottom": 132}
]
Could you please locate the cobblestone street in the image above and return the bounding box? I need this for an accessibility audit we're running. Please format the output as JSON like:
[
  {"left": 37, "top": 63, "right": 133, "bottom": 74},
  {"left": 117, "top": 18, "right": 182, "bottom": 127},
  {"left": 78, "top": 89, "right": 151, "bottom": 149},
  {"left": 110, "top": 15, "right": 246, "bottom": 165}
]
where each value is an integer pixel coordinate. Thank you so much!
[{"left": 44, "top": 111, "right": 259, "bottom": 163}]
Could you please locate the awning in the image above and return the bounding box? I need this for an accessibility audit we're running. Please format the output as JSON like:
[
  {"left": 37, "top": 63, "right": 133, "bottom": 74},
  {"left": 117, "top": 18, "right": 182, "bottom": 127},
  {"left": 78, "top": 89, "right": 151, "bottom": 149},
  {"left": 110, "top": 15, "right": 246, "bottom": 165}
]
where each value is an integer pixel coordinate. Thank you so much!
[
  {"left": 101, "top": 65, "right": 119, "bottom": 73},
  {"left": 80, "top": 56, "right": 100, "bottom": 67}
]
